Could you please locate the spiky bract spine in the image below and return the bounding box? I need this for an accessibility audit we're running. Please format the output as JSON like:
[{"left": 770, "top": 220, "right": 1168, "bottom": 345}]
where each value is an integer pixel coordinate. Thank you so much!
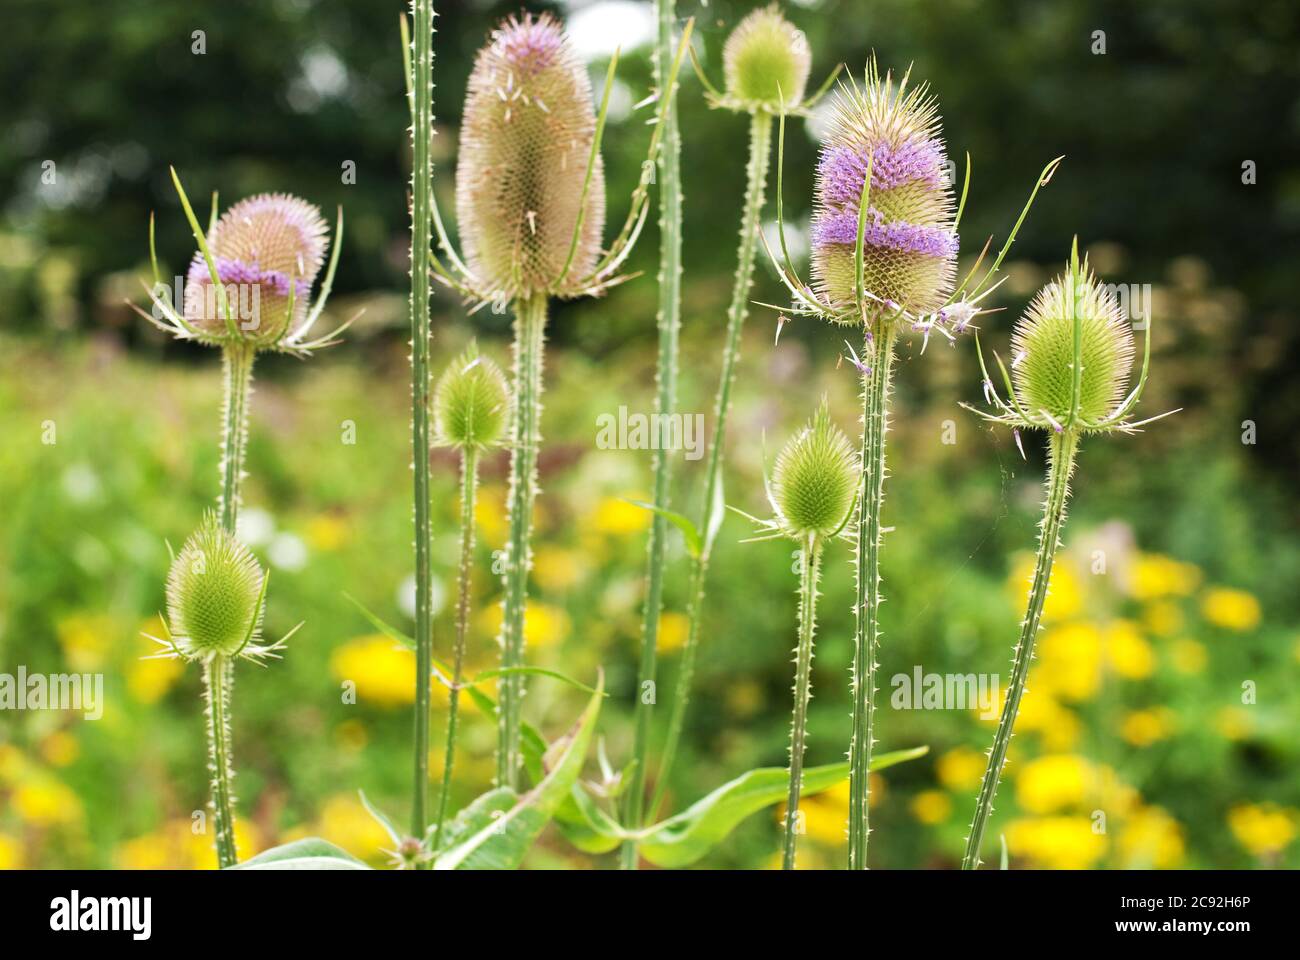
[
  {"left": 811, "top": 62, "right": 957, "bottom": 321},
  {"left": 456, "top": 13, "right": 605, "bottom": 301}
]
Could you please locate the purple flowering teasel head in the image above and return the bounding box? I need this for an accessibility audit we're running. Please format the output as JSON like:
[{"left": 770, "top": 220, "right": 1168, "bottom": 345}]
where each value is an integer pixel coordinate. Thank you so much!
[
  {"left": 810, "top": 61, "right": 958, "bottom": 323},
  {"left": 455, "top": 13, "right": 605, "bottom": 301},
  {"left": 183, "top": 193, "right": 330, "bottom": 345}
]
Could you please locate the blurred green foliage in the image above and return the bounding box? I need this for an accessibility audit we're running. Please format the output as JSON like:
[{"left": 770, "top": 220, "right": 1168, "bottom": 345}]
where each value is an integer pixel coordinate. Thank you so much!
[{"left": 1, "top": 0, "right": 1298, "bottom": 868}]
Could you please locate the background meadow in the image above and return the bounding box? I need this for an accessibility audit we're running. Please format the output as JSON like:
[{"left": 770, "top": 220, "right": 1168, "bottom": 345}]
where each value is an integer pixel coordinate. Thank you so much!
[{"left": 1, "top": 0, "right": 1297, "bottom": 869}]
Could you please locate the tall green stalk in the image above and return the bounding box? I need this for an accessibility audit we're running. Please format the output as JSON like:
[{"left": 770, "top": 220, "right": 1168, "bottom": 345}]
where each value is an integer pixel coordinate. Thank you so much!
[
  {"left": 203, "top": 342, "right": 255, "bottom": 869},
  {"left": 620, "top": 0, "right": 686, "bottom": 870},
  {"left": 963, "top": 430, "right": 1078, "bottom": 869},
  {"left": 783, "top": 534, "right": 822, "bottom": 870},
  {"left": 407, "top": 0, "right": 436, "bottom": 840},
  {"left": 218, "top": 344, "right": 254, "bottom": 534},
  {"left": 648, "top": 110, "right": 773, "bottom": 822},
  {"left": 202, "top": 655, "right": 238, "bottom": 867},
  {"left": 434, "top": 449, "right": 478, "bottom": 846},
  {"left": 498, "top": 293, "right": 547, "bottom": 790},
  {"left": 847, "top": 321, "right": 897, "bottom": 870}
]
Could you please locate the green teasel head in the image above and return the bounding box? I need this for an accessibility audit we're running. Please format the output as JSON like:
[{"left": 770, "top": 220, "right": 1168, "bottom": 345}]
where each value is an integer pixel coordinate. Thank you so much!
[
  {"left": 433, "top": 341, "right": 512, "bottom": 452},
  {"left": 722, "top": 4, "right": 811, "bottom": 111},
  {"left": 1011, "top": 252, "right": 1133, "bottom": 427},
  {"left": 770, "top": 400, "right": 859, "bottom": 540},
  {"left": 968, "top": 238, "right": 1176, "bottom": 440},
  {"left": 165, "top": 514, "right": 265, "bottom": 660},
  {"left": 455, "top": 13, "right": 605, "bottom": 301}
]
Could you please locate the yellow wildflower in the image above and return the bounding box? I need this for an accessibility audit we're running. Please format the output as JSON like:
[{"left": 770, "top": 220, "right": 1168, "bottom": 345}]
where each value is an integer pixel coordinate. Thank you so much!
[
  {"left": 1142, "top": 600, "right": 1183, "bottom": 636},
  {"left": 1215, "top": 706, "right": 1253, "bottom": 741},
  {"left": 127, "top": 624, "right": 185, "bottom": 704},
  {"left": 1169, "top": 638, "right": 1208, "bottom": 674},
  {"left": 474, "top": 484, "right": 509, "bottom": 548},
  {"left": 1130, "top": 553, "right": 1201, "bottom": 599},
  {"left": 0, "top": 833, "right": 22, "bottom": 869},
  {"left": 56, "top": 613, "right": 112, "bottom": 671},
  {"left": 13, "top": 777, "right": 83, "bottom": 827},
  {"left": 1202, "top": 587, "right": 1261, "bottom": 632},
  {"left": 39, "top": 731, "right": 80, "bottom": 767},
  {"left": 304, "top": 513, "right": 350, "bottom": 552},
  {"left": 910, "top": 790, "right": 952, "bottom": 825},
  {"left": 1106, "top": 621, "right": 1155, "bottom": 679},
  {"left": 1005, "top": 816, "right": 1107, "bottom": 869},
  {"left": 532, "top": 545, "right": 587, "bottom": 593},
  {"left": 329, "top": 634, "right": 416, "bottom": 707},
  {"left": 589, "top": 495, "right": 651, "bottom": 536},
  {"left": 1035, "top": 622, "right": 1103, "bottom": 701},
  {"left": 656, "top": 611, "right": 689, "bottom": 653},
  {"left": 1015, "top": 754, "right": 1094, "bottom": 815},
  {"left": 1118, "top": 806, "right": 1185, "bottom": 868},
  {"left": 936, "top": 746, "right": 986, "bottom": 792},
  {"left": 1008, "top": 553, "right": 1082, "bottom": 620},
  {"left": 316, "top": 794, "right": 394, "bottom": 860},
  {"left": 1227, "top": 803, "right": 1296, "bottom": 857},
  {"left": 1121, "top": 707, "right": 1175, "bottom": 747},
  {"left": 477, "top": 602, "right": 571, "bottom": 649}
]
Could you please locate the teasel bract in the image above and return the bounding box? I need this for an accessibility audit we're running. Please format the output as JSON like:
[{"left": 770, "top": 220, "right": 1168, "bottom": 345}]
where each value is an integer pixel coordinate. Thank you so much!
[
  {"left": 735, "top": 400, "right": 858, "bottom": 869},
  {"left": 422, "top": 12, "right": 693, "bottom": 790},
  {"left": 763, "top": 57, "right": 1062, "bottom": 868},
  {"left": 133, "top": 173, "right": 344, "bottom": 868},
  {"left": 429, "top": 342, "right": 511, "bottom": 847},
  {"left": 959, "top": 240, "right": 1176, "bottom": 868},
  {"left": 144, "top": 513, "right": 302, "bottom": 867},
  {"left": 623, "top": 5, "right": 841, "bottom": 867}
]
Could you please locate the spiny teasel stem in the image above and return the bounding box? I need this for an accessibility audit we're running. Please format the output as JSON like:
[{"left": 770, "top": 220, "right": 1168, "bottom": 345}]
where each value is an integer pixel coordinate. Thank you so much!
[
  {"left": 218, "top": 343, "right": 255, "bottom": 534},
  {"left": 647, "top": 109, "right": 774, "bottom": 825},
  {"left": 434, "top": 448, "right": 478, "bottom": 847},
  {"left": 784, "top": 534, "right": 823, "bottom": 870},
  {"left": 963, "top": 429, "right": 1078, "bottom": 869},
  {"left": 202, "top": 655, "right": 238, "bottom": 868},
  {"left": 619, "top": 0, "right": 688, "bottom": 871},
  {"left": 848, "top": 320, "right": 896, "bottom": 870},
  {"left": 407, "top": 0, "right": 436, "bottom": 844},
  {"left": 498, "top": 293, "right": 547, "bottom": 790}
]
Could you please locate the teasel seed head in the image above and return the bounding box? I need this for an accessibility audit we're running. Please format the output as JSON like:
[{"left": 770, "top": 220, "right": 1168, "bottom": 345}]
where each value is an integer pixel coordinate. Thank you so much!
[
  {"left": 810, "top": 61, "right": 958, "bottom": 322},
  {"left": 1012, "top": 257, "right": 1134, "bottom": 427},
  {"left": 433, "top": 341, "right": 512, "bottom": 451},
  {"left": 723, "top": 4, "right": 811, "bottom": 111},
  {"left": 184, "top": 193, "right": 330, "bottom": 346},
  {"left": 456, "top": 13, "right": 605, "bottom": 301},
  {"left": 166, "top": 513, "right": 265, "bottom": 659},
  {"left": 772, "top": 400, "right": 858, "bottom": 540}
]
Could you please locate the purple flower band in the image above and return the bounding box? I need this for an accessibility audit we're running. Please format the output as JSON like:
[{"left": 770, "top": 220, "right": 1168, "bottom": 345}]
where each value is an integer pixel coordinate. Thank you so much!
[
  {"left": 812, "top": 209, "right": 958, "bottom": 259},
  {"left": 496, "top": 16, "right": 564, "bottom": 76},
  {"left": 187, "top": 255, "right": 304, "bottom": 297},
  {"left": 817, "top": 138, "right": 946, "bottom": 206}
]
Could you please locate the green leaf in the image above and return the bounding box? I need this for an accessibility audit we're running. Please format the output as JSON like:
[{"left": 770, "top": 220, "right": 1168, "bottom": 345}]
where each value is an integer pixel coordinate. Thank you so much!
[
  {"left": 637, "top": 747, "right": 929, "bottom": 869},
  {"left": 471, "top": 665, "right": 607, "bottom": 698},
  {"left": 231, "top": 838, "right": 371, "bottom": 871},
  {"left": 358, "top": 790, "right": 401, "bottom": 845},
  {"left": 431, "top": 787, "right": 518, "bottom": 855},
  {"left": 434, "top": 675, "right": 604, "bottom": 870},
  {"left": 625, "top": 499, "right": 702, "bottom": 559}
]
